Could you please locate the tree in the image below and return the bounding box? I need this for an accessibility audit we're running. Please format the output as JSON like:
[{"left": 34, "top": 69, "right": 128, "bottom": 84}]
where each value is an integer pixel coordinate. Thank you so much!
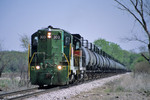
[
  {"left": 94, "top": 38, "right": 123, "bottom": 62},
  {"left": 0, "top": 42, "right": 10, "bottom": 77},
  {"left": 114, "top": 0, "right": 150, "bottom": 63},
  {"left": 19, "top": 34, "right": 30, "bottom": 51},
  {"left": 19, "top": 34, "right": 30, "bottom": 86},
  {"left": 0, "top": 42, "right": 4, "bottom": 77}
]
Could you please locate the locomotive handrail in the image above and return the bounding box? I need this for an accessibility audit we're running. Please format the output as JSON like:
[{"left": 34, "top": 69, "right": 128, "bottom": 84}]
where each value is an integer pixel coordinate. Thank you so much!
[
  {"left": 69, "top": 43, "right": 72, "bottom": 75},
  {"left": 29, "top": 52, "right": 36, "bottom": 65},
  {"left": 63, "top": 53, "right": 70, "bottom": 77},
  {"left": 29, "top": 52, "right": 46, "bottom": 65},
  {"left": 28, "top": 44, "right": 30, "bottom": 78},
  {"left": 63, "top": 53, "right": 70, "bottom": 65},
  {"left": 63, "top": 43, "right": 72, "bottom": 77},
  {"left": 69, "top": 43, "right": 72, "bottom": 61}
]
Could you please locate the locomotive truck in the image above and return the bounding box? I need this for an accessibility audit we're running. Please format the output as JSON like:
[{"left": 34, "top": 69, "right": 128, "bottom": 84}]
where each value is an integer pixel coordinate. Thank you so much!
[{"left": 28, "top": 25, "right": 127, "bottom": 87}]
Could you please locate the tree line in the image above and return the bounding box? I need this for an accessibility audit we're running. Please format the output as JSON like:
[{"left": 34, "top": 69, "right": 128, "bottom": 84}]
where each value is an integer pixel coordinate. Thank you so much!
[{"left": 0, "top": 51, "right": 28, "bottom": 77}]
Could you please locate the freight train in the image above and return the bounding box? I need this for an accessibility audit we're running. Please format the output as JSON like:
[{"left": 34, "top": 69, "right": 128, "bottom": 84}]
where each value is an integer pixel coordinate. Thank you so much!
[{"left": 28, "top": 25, "right": 127, "bottom": 87}]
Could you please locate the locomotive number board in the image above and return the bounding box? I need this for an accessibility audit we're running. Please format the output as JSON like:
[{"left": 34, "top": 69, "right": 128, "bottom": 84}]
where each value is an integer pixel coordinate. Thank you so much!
[
  {"left": 52, "top": 35, "right": 61, "bottom": 40},
  {"left": 39, "top": 35, "right": 46, "bottom": 40}
]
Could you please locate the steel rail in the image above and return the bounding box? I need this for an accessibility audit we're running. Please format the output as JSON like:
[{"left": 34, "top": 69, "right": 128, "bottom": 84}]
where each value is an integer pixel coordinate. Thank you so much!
[
  {"left": 6, "top": 87, "right": 59, "bottom": 100},
  {"left": 0, "top": 87, "right": 38, "bottom": 98}
]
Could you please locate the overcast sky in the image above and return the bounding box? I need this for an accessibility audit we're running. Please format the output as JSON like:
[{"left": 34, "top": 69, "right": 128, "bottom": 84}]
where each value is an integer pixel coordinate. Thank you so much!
[{"left": 0, "top": 0, "right": 146, "bottom": 52}]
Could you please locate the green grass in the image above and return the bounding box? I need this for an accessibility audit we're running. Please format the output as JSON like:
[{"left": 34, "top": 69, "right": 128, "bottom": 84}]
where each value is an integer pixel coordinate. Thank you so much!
[
  {"left": 0, "top": 79, "right": 11, "bottom": 88},
  {"left": 104, "top": 88, "right": 113, "bottom": 93},
  {"left": 115, "top": 86, "right": 124, "bottom": 92}
]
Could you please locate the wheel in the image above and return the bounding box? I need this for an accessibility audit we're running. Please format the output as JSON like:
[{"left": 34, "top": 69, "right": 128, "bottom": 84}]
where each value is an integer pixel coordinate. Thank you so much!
[
  {"left": 38, "top": 85, "right": 44, "bottom": 89},
  {"left": 69, "top": 73, "right": 75, "bottom": 84}
]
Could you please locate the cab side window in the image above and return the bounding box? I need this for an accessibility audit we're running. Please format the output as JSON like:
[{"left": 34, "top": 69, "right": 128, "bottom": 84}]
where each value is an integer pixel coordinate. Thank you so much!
[
  {"left": 76, "top": 42, "right": 80, "bottom": 50},
  {"left": 64, "top": 36, "right": 70, "bottom": 46}
]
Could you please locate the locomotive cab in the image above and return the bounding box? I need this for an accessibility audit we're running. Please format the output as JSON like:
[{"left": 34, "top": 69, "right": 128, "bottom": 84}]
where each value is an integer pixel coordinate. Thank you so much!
[{"left": 72, "top": 34, "right": 82, "bottom": 67}]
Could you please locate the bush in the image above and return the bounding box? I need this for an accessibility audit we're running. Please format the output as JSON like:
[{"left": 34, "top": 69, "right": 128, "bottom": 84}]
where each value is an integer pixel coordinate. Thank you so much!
[{"left": 134, "top": 61, "right": 150, "bottom": 74}]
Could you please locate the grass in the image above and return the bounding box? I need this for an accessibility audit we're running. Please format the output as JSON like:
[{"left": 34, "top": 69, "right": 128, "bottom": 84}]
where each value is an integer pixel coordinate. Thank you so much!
[
  {"left": 104, "top": 88, "right": 113, "bottom": 93},
  {"left": 0, "top": 78, "right": 20, "bottom": 91},
  {"left": 0, "top": 77, "right": 30, "bottom": 91},
  {"left": 0, "top": 72, "right": 32, "bottom": 92},
  {"left": 104, "top": 73, "right": 150, "bottom": 95},
  {"left": 0, "top": 79, "right": 10, "bottom": 88},
  {"left": 115, "top": 86, "right": 124, "bottom": 92},
  {"left": 0, "top": 76, "right": 33, "bottom": 92}
]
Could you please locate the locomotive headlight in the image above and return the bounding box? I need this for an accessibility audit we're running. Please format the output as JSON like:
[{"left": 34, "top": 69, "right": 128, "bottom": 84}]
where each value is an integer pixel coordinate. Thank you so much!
[
  {"left": 47, "top": 32, "right": 51, "bottom": 39},
  {"left": 36, "top": 66, "right": 40, "bottom": 70},
  {"left": 57, "top": 65, "right": 62, "bottom": 70}
]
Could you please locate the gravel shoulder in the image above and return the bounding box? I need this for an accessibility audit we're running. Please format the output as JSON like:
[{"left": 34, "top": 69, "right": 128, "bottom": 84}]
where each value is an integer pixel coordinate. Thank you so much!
[{"left": 25, "top": 73, "right": 130, "bottom": 100}]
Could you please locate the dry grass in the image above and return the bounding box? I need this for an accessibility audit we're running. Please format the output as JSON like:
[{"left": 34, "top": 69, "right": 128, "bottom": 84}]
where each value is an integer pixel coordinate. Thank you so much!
[
  {"left": 0, "top": 77, "right": 20, "bottom": 91},
  {"left": 0, "top": 73, "right": 31, "bottom": 92},
  {"left": 105, "top": 61, "right": 150, "bottom": 96},
  {"left": 105, "top": 73, "right": 150, "bottom": 97},
  {"left": 121, "top": 73, "right": 150, "bottom": 92}
]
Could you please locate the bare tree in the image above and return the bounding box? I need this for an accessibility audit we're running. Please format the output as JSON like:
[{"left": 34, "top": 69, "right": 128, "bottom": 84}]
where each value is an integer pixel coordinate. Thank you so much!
[
  {"left": 19, "top": 34, "right": 30, "bottom": 51},
  {"left": 114, "top": 0, "right": 150, "bottom": 63},
  {"left": 122, "top": 34, "right": 148, "bottom": 45},
  {"left": 19, "top": 34, "right": 30, "bottom": 86}
]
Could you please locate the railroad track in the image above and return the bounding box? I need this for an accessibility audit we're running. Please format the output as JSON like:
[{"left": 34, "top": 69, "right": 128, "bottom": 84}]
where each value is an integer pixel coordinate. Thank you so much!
[
  {"left": 0, "top": 73, "right": 123, "bottom": 100},
  {"left": 0, "top": 87, "right": 59, "bottom": 100}
]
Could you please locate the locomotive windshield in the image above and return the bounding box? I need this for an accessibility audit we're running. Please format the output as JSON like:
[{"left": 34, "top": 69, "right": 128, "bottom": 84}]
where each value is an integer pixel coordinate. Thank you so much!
[
  {"left": 31, "top": 34, "right": 38, "bottom": 55},
  {"left": 33, "top": 37, "right": 38, "bottom": 46}
]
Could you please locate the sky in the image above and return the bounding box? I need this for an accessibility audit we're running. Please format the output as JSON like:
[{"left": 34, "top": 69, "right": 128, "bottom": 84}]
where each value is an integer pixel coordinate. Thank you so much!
[{"left": 0, "top": 0, "right": 146, "bottom": 52}]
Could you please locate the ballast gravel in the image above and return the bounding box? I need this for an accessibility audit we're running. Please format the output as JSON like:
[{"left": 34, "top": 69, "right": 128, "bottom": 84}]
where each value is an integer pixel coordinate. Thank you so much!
[{"left": 25, "top": 73, "right": 128, "bottom": 100}]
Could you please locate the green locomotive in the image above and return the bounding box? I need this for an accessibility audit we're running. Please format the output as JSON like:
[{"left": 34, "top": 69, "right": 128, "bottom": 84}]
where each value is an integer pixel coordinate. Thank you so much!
[{"left": 28, "top": 25, "right": 127, "bottom": 87}]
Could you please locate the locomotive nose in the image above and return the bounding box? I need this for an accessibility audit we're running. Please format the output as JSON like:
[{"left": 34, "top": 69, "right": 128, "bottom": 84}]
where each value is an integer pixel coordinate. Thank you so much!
[{"left": 46, "top": 73, "right": 52, "bottom": 79}]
